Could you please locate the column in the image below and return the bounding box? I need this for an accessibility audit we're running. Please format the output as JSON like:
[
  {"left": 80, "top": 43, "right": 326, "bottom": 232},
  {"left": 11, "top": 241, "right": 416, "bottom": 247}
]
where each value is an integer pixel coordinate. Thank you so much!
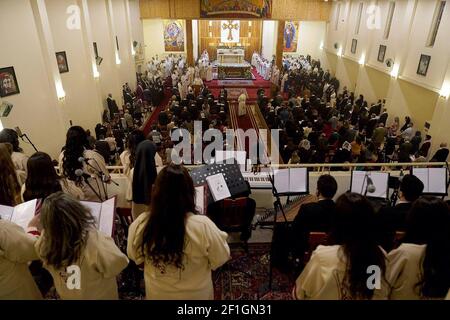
[
  {"left": 186, "top": 19, "right": 194, "bottom": 66},
  {"left": 275, "top": 20, "right": 284, "bottom": 69}
]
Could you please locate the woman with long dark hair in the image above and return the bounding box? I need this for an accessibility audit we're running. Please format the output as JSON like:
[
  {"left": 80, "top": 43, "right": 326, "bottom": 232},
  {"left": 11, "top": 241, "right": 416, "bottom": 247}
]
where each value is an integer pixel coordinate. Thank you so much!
[
  {"left": 22, "top": 152, "right": 83, "bottom": 201},
  {"left": 0, "top": 143, "right": 21, "bottom": 206},
  {"left": 58, "top": 126, "right": 110, "bottom": 201},
  {"left": 294, "top": 192, "right": 388, "bottom": 299},
  {"left": 35, "top": 192, "right": 129, "bottom": 299},
  {"left": 127, "top": 164, "right": 230, "bottom": 299},
  {"left": 387, "top": 197, "right": 450, "bottom": 299},
  {"left": 119, "top": 129, "right": 145, "bottom": 202},
  {"left": 0, "top": 128, "right": 29, "bottom": 176}
]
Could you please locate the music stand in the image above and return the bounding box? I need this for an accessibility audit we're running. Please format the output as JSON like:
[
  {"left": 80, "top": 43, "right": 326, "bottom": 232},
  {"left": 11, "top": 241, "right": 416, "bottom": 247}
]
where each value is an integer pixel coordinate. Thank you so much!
[
  {"left": 267, "top": 167, "right": 310, "bottom": 290},
  {"left": 190, "top": 161, "right": 249, "bottom": 206}
]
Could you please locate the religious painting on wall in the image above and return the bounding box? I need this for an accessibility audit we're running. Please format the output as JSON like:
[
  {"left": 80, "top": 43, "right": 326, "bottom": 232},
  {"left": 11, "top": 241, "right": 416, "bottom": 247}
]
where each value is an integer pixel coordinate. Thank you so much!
[
  {"left": 201, "top": 0, "right": 272, "bottom": 19},
  {"left": 56, "top": 51, "right": 69, "bottom": 73},
  {"left": 377, "top": 45, "right": 386, "bottom": 63},
  {"left": 417, "top": 54, "right": 431, "bottom": 76},
  {"left": 163, "top": 20, "right": 185, "bottom": 52},
  {"left": 221, "top": 20, "right": 240, "bottom": 43},
  {"left": 283, "top": 21, "right": 299, "bottom": 53},
  {"left": 0, "top": 66, "right": 20, "bottom": 97}
]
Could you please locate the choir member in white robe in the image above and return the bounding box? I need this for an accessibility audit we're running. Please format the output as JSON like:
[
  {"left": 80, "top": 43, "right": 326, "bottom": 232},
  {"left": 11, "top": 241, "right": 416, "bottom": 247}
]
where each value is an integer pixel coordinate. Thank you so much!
[
  {"left": 127, "top": 164, "right": 230, "bottom": 300},
  {"left": 294, "top": 193, "right": 389, "bottom": 300},
  {"left": 35, "top": 192, "right": 129, "bottom": 300},
  {"left": 386, "top": 197, "right": 450, "bottom": 300},
  {"left": 206, "top": 63, "right": 213, "bottom": 82},
  {"left": 238, "top": 90, "right": 247, "bottom": 116},
  {"left": 0, "top": 219, "right": 42, "bottom": 300}
]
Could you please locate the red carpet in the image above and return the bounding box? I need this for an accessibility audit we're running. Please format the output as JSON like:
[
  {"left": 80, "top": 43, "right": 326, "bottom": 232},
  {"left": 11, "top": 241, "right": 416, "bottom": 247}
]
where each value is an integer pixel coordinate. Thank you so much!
[
  {"left": 206, "top": 68, "right": 272, "bottom": 103},
  {"left": 142, "top": 87, "right": 172, "bottom": 136}
]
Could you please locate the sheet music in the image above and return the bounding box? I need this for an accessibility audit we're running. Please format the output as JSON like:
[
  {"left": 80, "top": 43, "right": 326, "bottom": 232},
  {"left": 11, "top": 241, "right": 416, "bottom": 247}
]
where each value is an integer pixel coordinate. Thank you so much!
[
  {"left": 0, "top": 205, "right": 14, "bottom": 221},
  {"left": 195, "top": 186, "right": 205, "bottom": 215},
  {"left": 10, "top": 199, "right": 38, "bottom": 231},
  {"left": 289, "top": 168, "right": 308, "bottom": 193},
  {"left": 351, "top": 171, "right": 389, "bottom": 199},
  {"left": 413, "top": 168, "right": 447, "bottom": 194},
  {"left": 274, "top": 168, "right": 308, "bottom": 194},
  {"left": 274, "top": 169, "right": 290, "bottom": 193},
  {"left": 206, "top": 173, "right": 231, "bottom": 202},
  {"left": 81, "top": 199, "right": 115, "bottom": 236},
  {"left": 81, "top": 201, "right": 102, "bottom": 227}
]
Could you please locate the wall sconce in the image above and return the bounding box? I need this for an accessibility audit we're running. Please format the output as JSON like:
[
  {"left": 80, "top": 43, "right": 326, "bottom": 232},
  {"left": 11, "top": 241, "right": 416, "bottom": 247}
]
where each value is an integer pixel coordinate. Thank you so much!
[
  {"left": 359, "top": 54, "right": 365, "bottom": 65},
  {"left": 55, "top": 80, "right": 66, "bottom": 101},
  {"left": 337, "top": 47, "right": 343, "bottom": 57},
  {"left": 320, "top": 42, "right": 324, "bottom": 50},
  {"left": 440, "top": 82, "right": 450, "bottom": 99},
  {"left": 131, "top": 45, "right": 136, "bottom": 56},
  {"left": 390, "top": 63, "right": 399, "bottom": 78},
  {"left": 115, "top": 51, "right": 121, "bottom": 65}
]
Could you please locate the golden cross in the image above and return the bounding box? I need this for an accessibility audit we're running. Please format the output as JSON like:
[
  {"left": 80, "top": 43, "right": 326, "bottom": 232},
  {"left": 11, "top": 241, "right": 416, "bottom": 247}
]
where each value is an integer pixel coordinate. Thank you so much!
[{"left": 222, "top": 20, "right": 239, "bottom": 41}]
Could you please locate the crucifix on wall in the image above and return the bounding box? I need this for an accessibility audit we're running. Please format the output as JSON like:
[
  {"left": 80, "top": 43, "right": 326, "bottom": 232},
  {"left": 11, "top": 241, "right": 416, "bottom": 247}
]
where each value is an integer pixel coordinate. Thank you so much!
[{"left": 221, "top": 20, "right": 240, "bottom": 43}]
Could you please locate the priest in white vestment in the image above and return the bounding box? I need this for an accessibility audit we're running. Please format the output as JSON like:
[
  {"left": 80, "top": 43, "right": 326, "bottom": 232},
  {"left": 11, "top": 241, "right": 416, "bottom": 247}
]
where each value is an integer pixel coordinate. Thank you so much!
[
  {"left": 206, "top": 63, "right": 213, "bottom": 82},
  {"left": 238, "top": 90, "right": 247, "bottom": 117}
]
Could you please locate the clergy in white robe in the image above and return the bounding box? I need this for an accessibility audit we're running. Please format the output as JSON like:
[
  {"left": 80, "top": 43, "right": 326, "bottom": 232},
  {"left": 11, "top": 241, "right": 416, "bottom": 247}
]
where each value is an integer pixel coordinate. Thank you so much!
[
  {"left": 293, "top": 245, "right": 389, "bottom": 300},
  {"left": 264, "top": 62, "right": 272, "bottom": 81},
  {"left": 127, "top": 212, "right": 230, "bottom": 300},
  {"left": 206, "top": 63, "right": 213, "bottom": 82},
  {"left": 177, "top": 81, "right": 185, "bottom": 100},
  {"left": 238, "top": 90, "right": 247, "bottom": 116},
  {"left": 281, "top": 73, "right": 289, "bottom": 93}
]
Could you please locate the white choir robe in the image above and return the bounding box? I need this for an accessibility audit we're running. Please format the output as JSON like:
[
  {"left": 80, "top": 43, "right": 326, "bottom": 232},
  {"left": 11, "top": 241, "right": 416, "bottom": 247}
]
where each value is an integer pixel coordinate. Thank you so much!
[
  {"left": 386, "top": 243, "right": 432, "bottom": 300},
  {"left": 238, "top": 93, "right": 247, "bottom": 116},
  {"left": 178, "top": 82, "right": 185, "bottom": 99},
  {"left": 0, "top": 220, "right": 42, "bottom": 300},
  {"left": 127, "top": 212, "right": 230, "bottom": 300},
  {"left": 206, "top": 65, "right": 213, "bottom": 82},
  {"left": 294, "top": 245, "right": 389, "bottom": 300}
]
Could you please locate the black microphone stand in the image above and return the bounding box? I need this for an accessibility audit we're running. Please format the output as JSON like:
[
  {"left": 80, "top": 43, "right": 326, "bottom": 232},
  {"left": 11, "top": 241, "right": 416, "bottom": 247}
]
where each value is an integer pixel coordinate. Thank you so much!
[
  {"left": 20, "top": 134, "right": 38, "bottom": 152},
  {"left": 83, "top": 159, "right": 109, "bottom": 200},
  {"left": 80, "top": 174, "right": 104, "bottom": 202}
]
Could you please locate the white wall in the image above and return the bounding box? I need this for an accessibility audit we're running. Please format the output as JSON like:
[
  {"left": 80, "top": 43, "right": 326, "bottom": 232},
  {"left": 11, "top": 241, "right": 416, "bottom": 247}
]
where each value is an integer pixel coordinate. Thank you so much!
[
  {"left": 283, "top": 21, "right": 326, "bottom": 60},
  {"left": 261, "top": 20, "right": 277, "bottom": 60},
  {"left": 142, "top": 19, "right": 187, "bottom": 62},
  {"left": 0, "top": 0, "right": 140, "bottom": 159}
]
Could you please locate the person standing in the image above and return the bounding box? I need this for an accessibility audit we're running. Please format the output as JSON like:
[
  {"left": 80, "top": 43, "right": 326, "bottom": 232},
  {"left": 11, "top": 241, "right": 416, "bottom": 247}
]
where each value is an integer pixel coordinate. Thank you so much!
[
  {"left": 127, "top": 164, "right": 230, "bottom": 300},
  {"left": 132, "top": 140, "right": 158, "bottom": 219},
  {"left": 238, "top": 90, "right": 247, "bottom": 117}
]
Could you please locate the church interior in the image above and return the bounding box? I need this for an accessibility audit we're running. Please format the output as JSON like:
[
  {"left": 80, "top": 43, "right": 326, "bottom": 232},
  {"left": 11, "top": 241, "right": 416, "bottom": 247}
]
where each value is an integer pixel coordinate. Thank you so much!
[{"left": 1, "top": 0, "right": 450, "bottom": 302}]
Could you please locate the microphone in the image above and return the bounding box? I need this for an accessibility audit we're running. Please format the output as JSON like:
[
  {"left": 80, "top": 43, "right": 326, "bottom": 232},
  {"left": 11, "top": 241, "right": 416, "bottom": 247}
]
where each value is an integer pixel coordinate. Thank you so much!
[
  {"left": 78, "top": 157, "right": 93, "bottom": 163},
  {"left": 14, "top": 126, "right": 24, "bottom": 138},
  {"left": 75, "top": 169, "right": 91, "bottom": 180},
  {"left": 366, "top": 176, "right": 376, "bottom": 194}
]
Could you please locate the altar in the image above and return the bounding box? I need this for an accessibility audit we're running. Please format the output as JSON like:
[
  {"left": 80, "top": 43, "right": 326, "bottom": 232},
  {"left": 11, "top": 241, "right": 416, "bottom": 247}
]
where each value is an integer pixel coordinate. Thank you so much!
[
  {"left": 217, "top": 48, "right": 245, "bottom": 64},
  {"left": 216, "top": 47, "right": 252, "bottom": 80}
]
